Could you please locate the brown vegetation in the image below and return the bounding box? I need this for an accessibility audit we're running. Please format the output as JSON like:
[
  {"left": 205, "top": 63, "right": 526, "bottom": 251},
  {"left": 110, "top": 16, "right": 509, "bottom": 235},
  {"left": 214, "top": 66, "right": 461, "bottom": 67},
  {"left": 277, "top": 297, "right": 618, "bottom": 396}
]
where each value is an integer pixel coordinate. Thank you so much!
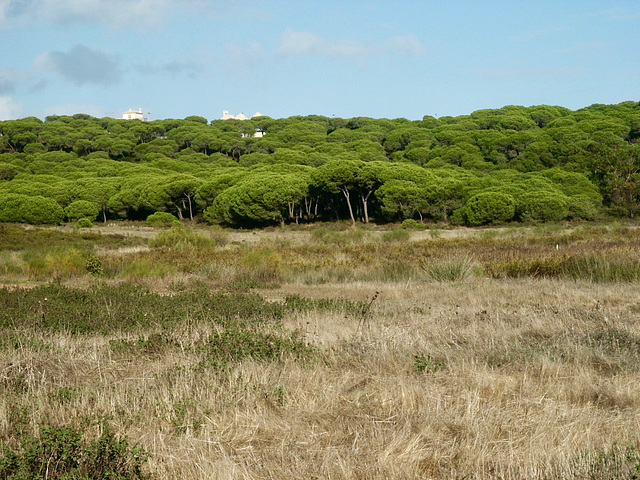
[{"left": 1, "top": 222, "right": 640, "bottom": 479}]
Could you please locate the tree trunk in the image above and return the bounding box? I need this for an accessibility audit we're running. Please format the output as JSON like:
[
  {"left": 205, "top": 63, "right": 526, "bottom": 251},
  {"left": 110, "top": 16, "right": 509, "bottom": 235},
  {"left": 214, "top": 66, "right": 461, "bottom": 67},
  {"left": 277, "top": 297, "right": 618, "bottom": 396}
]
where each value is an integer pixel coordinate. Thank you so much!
[
  {"left": 361, "top": 191, "right": 372, "bottom": 224},
  {"left": 341, "top": 188, "right": 356, "bottom": 225},
  {"left": 185, "top": 194, "right": 194, "bottom": 221}
]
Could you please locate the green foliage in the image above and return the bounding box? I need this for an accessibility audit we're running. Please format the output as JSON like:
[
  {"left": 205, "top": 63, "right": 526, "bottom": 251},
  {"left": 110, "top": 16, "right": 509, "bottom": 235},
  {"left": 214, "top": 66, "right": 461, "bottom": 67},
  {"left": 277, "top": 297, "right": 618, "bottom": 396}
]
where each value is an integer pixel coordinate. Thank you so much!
[
  {"left": 0, "top": 194, "right": 64, "bottom": 225},
  {"left": 65, "top": 200, "right": 99, "bottom": 222},
  {"left": 0, "top": 103, "right": 639, "bottom": 226},
  {"left": 0, "top": 424, "right": 152, "bottom": 480},
  {"left": 421, "top": 254, "right": 476, "bottom": 282},
  {"left": 413, "top": 353, "right": 442, "bottom": 374},
  {"left": 75, "top": 217, "right": 93, "bottom": 229},
  {"left": 401, "top": 219, "right": 426, "bottom": 230},
  {"left": 0, "top": 283, "right": 290, "bottom": 334},
  {"left": 85, "top": 254, "right": 103, "bottom": 276},
  {"left": 197, "top": 329, "right": 312, "bottom": 370},
  {"left": 518, "top": 191, "right": 569, "bottom": 222},
  {"left": 146, "top": 211, "right": 180, "bottom": 227},
  {"left": 462, "top": 191, "right": 516, "bottom": 226}
]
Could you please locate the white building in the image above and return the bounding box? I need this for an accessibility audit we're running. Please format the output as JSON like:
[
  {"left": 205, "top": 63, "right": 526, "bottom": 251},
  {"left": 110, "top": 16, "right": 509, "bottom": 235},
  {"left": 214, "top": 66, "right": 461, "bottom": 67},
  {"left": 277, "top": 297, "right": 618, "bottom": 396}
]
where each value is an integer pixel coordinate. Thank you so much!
[
  {"left": 222, "top": 111, "right": 266, "bottom": 137},
  {"left": 221, "top": 111, "right": 265, "bottom": 121},
  {"left": 122, "top": 108, "right": 145, "bottom": 120}
]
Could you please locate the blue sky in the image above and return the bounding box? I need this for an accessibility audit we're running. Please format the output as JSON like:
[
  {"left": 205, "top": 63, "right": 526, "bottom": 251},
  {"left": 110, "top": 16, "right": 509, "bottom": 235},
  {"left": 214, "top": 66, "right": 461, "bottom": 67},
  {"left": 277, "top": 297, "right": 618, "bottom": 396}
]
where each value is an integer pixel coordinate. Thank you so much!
[{"left": 0, "top": 0, "right": 638, "bottom": 121}]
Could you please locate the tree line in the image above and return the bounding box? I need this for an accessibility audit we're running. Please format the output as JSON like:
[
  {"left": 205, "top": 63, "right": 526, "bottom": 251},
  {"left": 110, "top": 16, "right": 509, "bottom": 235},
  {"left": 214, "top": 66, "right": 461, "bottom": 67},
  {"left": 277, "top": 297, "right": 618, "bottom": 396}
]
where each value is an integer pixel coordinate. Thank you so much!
[{"left": 0, "top": 102, "right": 638, "bottom": 226}]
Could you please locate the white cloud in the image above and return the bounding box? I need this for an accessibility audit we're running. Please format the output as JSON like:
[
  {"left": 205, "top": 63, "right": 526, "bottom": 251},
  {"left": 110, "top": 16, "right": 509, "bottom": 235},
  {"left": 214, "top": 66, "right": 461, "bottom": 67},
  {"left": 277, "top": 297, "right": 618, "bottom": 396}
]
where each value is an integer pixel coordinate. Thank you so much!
[
  {"left": 0, "top": 0, "right": 245, "bottom": 29},
  {"left": 36, "top": 45, "right": 121, "bottom": 86},
  {"left": 385, "top": 34, "right": 428, "bottom": 57},
  {"left": 0, "top": 0, "right": 171, "bottom": 29},
  {"left": 277, "top": 30, "right": 427, "bottom": 64},
  {"left": 0, "top": 95, "right": 22, "bottom": 120}
]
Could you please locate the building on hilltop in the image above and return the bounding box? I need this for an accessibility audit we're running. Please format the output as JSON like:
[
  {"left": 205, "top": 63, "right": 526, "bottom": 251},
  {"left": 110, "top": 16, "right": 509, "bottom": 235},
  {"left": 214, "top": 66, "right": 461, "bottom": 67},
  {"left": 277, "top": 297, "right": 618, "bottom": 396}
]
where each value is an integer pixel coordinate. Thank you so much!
[
  {"left": 122, "top": 108, "right": 145, "bottom": 120},
  {"left": 221, "top": 111, "right": 265, "bottom": 121},
  {"left": 221, "top": 110, "right": 266, "bottom": 137}
]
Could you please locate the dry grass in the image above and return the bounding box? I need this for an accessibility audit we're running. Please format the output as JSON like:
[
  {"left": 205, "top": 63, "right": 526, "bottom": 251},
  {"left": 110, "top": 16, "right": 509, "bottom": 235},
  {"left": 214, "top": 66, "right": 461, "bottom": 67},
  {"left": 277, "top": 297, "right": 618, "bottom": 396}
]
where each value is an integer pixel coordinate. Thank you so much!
[{"left": 2, "top": 223, "right": 640, "bottom": 478}]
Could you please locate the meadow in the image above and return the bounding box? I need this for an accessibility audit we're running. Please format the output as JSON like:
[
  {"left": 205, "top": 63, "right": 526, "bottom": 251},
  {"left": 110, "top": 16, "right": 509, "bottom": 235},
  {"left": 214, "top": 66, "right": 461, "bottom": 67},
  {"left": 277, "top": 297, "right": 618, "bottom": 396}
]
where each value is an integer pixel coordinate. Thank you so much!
[{"left": 1, "top": 221, "right": 640, "bottom": 479}]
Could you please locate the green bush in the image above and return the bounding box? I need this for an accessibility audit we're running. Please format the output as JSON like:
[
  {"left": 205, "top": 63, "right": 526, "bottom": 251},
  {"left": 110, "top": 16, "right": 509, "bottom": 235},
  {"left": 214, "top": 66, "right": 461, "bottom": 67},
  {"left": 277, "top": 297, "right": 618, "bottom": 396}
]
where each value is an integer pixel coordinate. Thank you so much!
[
  {"left": 518, "top": 191, "right": 569, "bottom": 222},
  {"left": 567, "top": 194, "right": 599, "bottom": 220},
  {"left": 0, "top": 424, "right": 152, "bottom": 479},
  {"left": 20, "top": 196, "right": 64, "bottom": 225},
  {"left": 146, "top": 211, "right": 180, "bottom": 227},
  {"left": 0, "top": 162, "right": 19, "bottom": 181},
  {"left": 65, "top": 200, "right": 99, "bottom": 222},
  {"left": 463, "top": 191, "right": 516, "bottom": 226},
  {"left": 75, "top": 217, "right": 93, "bottom": 229},
  {"left": 401, "top": 219, "right": 426, "bottom": 230},
  {"left": 2, "top": 195, "right": 65, "bottom": 225}
]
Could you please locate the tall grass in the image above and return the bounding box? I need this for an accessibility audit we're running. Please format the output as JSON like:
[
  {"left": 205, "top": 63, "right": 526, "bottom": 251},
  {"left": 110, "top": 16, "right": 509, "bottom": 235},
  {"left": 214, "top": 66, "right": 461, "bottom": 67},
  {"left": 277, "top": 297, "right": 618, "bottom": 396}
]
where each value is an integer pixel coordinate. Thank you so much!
[{"left": 421, "top": 254, "right": 476, "bottom": 282}]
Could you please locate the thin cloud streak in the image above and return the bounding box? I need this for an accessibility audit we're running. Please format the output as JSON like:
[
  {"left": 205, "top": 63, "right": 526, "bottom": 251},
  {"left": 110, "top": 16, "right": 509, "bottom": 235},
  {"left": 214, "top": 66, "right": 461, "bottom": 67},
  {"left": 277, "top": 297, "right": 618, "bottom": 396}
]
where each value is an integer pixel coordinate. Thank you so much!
[{"left": 277, "top": 30, "right": 427, "bottom": 63}]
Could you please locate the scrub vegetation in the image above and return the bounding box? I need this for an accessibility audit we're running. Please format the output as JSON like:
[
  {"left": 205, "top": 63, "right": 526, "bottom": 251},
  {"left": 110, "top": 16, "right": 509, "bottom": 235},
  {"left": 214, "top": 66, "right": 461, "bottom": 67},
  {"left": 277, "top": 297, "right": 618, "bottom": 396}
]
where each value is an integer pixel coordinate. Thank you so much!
[{"left": 2, "top": 221, "right": 640, "bottom": 479}]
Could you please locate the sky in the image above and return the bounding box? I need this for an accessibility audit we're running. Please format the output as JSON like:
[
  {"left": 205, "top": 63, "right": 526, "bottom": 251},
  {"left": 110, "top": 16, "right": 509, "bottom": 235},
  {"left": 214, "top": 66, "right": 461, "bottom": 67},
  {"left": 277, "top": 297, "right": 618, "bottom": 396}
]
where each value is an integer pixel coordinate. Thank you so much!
[{"left": 0, "top": 0, "right": 639, "bottom": 121}]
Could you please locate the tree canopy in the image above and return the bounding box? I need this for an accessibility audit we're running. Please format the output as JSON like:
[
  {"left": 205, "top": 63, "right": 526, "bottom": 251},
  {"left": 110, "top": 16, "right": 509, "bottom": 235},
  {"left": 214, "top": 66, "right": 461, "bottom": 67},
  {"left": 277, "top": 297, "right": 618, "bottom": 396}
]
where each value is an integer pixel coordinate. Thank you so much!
[{"left": 0, "top": 101, "right": 638, "bottom": 226}]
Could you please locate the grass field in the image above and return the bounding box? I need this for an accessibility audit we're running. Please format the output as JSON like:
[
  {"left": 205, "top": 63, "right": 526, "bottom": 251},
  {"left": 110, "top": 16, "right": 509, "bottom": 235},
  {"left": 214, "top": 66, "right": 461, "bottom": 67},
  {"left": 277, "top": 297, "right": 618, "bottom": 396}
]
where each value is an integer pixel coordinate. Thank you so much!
[{"left": 1, "top": 221, "right": 640, "bottom": 479}]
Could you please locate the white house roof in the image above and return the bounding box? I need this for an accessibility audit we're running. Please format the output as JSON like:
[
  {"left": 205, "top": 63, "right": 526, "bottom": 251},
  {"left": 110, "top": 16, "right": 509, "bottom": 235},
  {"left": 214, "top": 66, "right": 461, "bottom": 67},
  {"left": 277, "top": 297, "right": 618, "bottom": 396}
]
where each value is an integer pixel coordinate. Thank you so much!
[{"left": 235, "top": 112, "right": 249, "bottom": 120}]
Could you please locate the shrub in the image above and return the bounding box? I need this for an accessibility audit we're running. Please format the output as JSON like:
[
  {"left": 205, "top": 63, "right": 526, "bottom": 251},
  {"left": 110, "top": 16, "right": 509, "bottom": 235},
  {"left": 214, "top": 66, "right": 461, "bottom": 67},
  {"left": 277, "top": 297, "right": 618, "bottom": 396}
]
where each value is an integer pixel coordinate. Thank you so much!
[
  {"left": 401, "top": 219, "right": 426, "bottom": 230},
  {"left": 463, "top": 191, "right": 516, "bottom": 226},
  {"left": 0, "top": 162, "right": 19, "bottom": 181},
  {"left": 146, "top": 211, "right": 180, "bottom": 227},
  {"left": 517, "top": 191, "right": 569, "bottom": 222},
  {"left": 0, "top": 424, "right": 152, "bottom": 479},
  {"left": 65, "top": 200, "right": 99, "bottom": 222},
  {"left": 85, "top": 254, "right": 104, "bottom": 276},
  {"left": 421, "top": 254, "right": 475, "bottom": 282},
  {"left": 0, "top": 194, "right": 65, "bottom": 225},
  {"left": 18, "top": 196, "right": 64, "bottom": 225},
  {"left": 567, "top": 194, "right": 599, "bottom": 220},
  {"left": 197, "top": 329, "right": 312, "bottom": 370},
  {"left": 76, "top": 217, "right": 93, "bottom": 229}
]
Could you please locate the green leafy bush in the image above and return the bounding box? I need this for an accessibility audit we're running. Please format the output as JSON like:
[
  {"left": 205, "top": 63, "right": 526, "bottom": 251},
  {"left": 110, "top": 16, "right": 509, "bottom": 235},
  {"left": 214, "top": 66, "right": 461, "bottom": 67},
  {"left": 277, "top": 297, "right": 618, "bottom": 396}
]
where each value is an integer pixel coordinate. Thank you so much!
[
  {"left": 401, "top": 219, "right": 427, "bottom": 230},
  {"left": 65, "top": 200, "right": 99, "bottom": 222},
  {"left": 197, "top": 329, "right": 312, "bottom": 370},
  {"left": 0, "top": 424, "right": 152, "bottom": 479},
  {"left": 146, "top": 211, "right": 180, "bottom": 227},
  {"left": 463, "top": 191, "right": 516, "bottom": 226},
  {"left": 567, "top": 194, "right": 599, "bottom": 220},
  {"left": 76, "top": 217, "right": 93, "bottom": 229},
  {"left": 517, "top": 191, "right": 569, "bottom": 222},
  {"left": 0, "top": 194, "right": 64, "bottom": 225}
]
